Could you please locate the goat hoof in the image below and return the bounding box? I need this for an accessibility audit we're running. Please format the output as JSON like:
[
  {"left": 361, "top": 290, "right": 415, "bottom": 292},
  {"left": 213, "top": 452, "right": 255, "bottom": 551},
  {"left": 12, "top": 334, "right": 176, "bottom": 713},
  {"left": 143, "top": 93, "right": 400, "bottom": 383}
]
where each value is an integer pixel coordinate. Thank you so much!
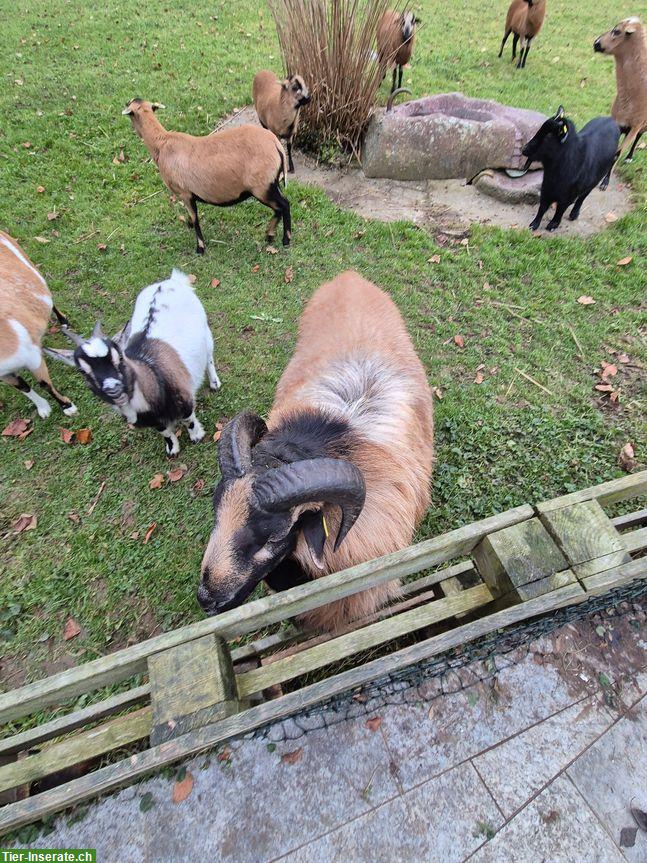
[
  {"left": 196, "top": 246, "right": 205, "bottom": 256},
  {"left": 63, "top": 403, "right": 78, "bottom": 416},
  {"left": 282, "top": 238, "right": 291, "bottom": 247},
  {"left": 568, "top": 212, "right": 580, "bottom": 222},
  {"left": 546, "top": 221, "right": 560, "bottom": 232},
  {"left": 529, "top": 221, "right": 540, "bottom": 231}
]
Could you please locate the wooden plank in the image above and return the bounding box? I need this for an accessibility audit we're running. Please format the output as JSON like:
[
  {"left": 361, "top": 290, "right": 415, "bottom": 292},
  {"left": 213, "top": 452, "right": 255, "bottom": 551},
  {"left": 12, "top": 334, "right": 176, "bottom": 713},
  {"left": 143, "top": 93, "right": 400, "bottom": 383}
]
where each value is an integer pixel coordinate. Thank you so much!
[
  {"left": 621, "top": 526, "right": 647, "bottom": 555},
  {"left": 541, "top": 499, "right": 627, "bottom": 564},
  {"left": 0, "top": 576, "right": 597, "bottom": 835},
  {"left": 236, "top": 584, "right": 493, "bottom": 698},
  {"left": 612, "top": 508, "right": 647, "bottom": 531},
  {"left": 536, "top": 470, "right": 647, "bottom": 513},
  {"left": 0, "top": 708, "right": 151, "bottom": 795},
  {"left": 0, "top": 685, "right": 150, "bottom": 758},
  {"left": 473, "top": 518, "right": 577, "bottom": 602},
  {"left": 0, "top": 504, "right": 533, "bottom": 725},
  {"left": 582, "top": 555, "right": 647, "bottom": 595},
  {"left": 148, "top": 636, "right": 239, "bottom": 745},
  {"left": 231, "top": 627, "right": 301, "bottom": 664}
]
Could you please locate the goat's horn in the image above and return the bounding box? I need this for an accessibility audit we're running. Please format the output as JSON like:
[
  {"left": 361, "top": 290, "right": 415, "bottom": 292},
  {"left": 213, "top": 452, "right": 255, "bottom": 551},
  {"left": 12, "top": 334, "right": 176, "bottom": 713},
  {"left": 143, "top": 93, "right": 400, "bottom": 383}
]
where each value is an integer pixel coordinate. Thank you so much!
[
  {"left": 61, "top": 326, "right": 85, "bottom": 347},
  {"left": 43, "top": 347, "right": 76, "bottom": 368},
  {"left": 218, "top": 411, "right": 268, "bottom": 479},
  {"left": 253, "top": 458, "right": 366, "bottom": 551},
  {"left": 386, "top": 88, "right": 412, "bottom": 113},
  {"left": 92, "top": 320, "right": 105, "bottom": 339}
]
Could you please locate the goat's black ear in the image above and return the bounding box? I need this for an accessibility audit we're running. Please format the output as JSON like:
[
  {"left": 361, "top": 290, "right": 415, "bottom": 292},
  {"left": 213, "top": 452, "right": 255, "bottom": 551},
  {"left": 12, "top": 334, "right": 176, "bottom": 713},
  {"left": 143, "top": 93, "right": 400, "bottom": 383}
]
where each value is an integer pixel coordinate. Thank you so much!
[
  {"left": 301, "top": 511, "right": 327, "bottom": 570},
  {"left": 554, "top": 105, "right": 565, "bottom": 120},
  {"left": 414, "top": 17, "right": 422, "bottom": 24}
]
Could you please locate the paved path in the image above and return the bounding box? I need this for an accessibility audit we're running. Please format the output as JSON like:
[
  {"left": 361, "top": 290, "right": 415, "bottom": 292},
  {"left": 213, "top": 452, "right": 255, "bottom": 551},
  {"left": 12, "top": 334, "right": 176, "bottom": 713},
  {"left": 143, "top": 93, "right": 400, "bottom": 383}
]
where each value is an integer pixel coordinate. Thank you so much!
[{"left": 14, "top": 602, "right": 647, "bottom": 862}]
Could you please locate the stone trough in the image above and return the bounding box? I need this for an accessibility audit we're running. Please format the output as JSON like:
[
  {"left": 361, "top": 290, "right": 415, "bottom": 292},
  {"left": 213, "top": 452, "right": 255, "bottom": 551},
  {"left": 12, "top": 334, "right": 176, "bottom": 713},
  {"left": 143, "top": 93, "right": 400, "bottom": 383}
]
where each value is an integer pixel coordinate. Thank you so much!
[{"left": 362, "top": 92, "right": 547, "bottom": 201}]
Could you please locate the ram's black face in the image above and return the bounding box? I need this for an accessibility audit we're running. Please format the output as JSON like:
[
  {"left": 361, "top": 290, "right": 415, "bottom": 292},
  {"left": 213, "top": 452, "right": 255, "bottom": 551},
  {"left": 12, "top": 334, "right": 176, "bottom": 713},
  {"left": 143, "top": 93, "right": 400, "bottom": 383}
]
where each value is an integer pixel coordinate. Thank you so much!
[
  {"left": 198, "top": 476, "right": 302, "bottom": 614},
  {"left": 73, "top": 337, "right": 128, "bottom": 405},
  {"left": 522, "top": 108, "right": 570, "bottom": 167},
  {"left": 402, "top": 12, "right": 417, "bottom": 40},
  {"left": 287, "top": 75, "right": 311, "bottom": 107}
]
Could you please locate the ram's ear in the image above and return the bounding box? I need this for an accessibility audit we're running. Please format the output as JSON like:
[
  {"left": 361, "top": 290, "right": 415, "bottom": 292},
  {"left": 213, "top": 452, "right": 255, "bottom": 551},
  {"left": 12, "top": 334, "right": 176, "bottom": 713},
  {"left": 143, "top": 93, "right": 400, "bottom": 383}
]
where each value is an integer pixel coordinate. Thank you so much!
[
  {"left": 43, "top": 347, "right": 76, "bottom": 367},
  {"left": 554, "top": 105, "right": 565, "bottom": 120},
  {"left": 151, "top": 102, "right": 165, "bottom": 111},
  {"left": 625, "top": 23, "right": 637, "bottom": 35},
  {"left": 301, "top": 511, "right": 327, "bottom": 570},
  {"left": 122, "top": 105, "right": 134, "bottom": 116}
]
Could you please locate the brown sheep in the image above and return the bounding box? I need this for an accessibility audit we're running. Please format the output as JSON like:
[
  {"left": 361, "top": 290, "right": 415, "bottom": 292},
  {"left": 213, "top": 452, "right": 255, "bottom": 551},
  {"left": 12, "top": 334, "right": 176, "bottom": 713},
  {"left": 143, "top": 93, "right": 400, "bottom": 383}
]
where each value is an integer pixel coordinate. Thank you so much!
[
  {"left": 377, "top": 10, "right": 419, "bottom": 94},
  {"left": 198, "top": 270, "right": 434, "bottom": 633},
  {"left": 253, "top": 71, "right": 311, "bottom": 173},
  {"left": 594, "top": 17, "right": 647, "bottom": 162},
  {"left": 499, "top": 0, "right": 546, "bottom": 69},
  {"left": 122, "top": 99, "right": 291, "bottom": 252}
]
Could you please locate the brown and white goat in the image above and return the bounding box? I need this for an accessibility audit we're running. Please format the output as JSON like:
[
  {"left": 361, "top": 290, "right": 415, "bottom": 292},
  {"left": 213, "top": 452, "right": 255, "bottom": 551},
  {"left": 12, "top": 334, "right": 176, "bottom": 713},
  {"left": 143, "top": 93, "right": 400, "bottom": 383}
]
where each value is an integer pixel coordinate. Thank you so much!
[
  {"left": 198, "top": 270, "right": 434, "bottom": 632},
  {"left": 0, "top": 231, "right": 77, "bottom": 419},
  {"left": 377, "top": 10, "right": 419, "bottom": 94},
  {"left": 594, "top": 17, "right": 647, "bottom": 162},
  {"left": 122, "top": 99, "right": 291, "bottom": 252},
  {"left": 499, "top": 0, "right": 546, "bottom": 69},
  {"left": 253, "top": 71, "right": 311, "bottom": 173}
]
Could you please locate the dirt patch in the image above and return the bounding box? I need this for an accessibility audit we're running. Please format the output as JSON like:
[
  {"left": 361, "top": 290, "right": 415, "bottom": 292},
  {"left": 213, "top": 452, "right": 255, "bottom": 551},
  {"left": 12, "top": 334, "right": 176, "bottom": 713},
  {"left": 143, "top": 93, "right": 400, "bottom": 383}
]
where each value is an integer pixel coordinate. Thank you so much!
[{"left": 221, "top": 107, "right": 633, "bottom": 238}]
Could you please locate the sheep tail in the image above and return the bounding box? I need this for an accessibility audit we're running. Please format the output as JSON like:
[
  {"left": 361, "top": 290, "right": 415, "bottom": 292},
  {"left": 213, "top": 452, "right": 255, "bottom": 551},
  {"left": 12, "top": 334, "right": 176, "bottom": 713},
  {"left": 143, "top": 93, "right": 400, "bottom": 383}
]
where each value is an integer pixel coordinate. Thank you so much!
[{"left": 277, "top": 144, "right": 288, "bottom": 187}]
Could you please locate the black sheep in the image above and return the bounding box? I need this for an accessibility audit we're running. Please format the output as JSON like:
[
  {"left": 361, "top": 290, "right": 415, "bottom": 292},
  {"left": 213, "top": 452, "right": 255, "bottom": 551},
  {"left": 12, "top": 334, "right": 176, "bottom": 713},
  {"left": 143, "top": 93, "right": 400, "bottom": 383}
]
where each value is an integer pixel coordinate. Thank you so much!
[{"left": 522, "top": 106, "right": 620, "bottom": 231}]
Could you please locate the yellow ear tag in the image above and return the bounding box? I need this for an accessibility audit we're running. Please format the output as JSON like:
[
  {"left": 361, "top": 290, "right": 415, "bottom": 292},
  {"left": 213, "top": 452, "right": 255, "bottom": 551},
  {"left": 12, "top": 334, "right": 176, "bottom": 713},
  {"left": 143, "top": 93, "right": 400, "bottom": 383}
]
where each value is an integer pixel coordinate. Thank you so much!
[
  {"left": 322, "top": 515, "right": 329, "bottom": 540},
  {"left": 562, "top": 124, "right": 568, "bottom": 135}
]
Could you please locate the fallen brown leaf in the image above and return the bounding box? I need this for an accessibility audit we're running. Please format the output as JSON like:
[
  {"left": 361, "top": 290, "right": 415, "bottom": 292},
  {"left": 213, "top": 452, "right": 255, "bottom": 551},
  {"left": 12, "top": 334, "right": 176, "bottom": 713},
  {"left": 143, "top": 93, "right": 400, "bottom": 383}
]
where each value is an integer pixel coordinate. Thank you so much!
[
  {"left": 428, "top": 254, "right": 441, "bottom": 264},
  {"left": 97, "top": 243, "right": 107, "bottom": 251},
  {"left": 617, "top": 256, "right": 633, "bottom": 266},
  {"left": 284, "top": 265, "right": 294, "bottom": 283},
  {"left": 172, "top": 771, "right": 194, "bottom": 804},
  {"left": 37, "top": 185, "right": 45, "bottom": 193},
  {"left": 24, "top": 459, "right": 34, "bottom": 470},
  {"left": 617, "top": 352, "right": 630, "bottom": 364},
  {"left": 577, "top": 295, "right": 596, "bottom": 306},
  {"left": 75, "top": 427, "right": 93, "bottom": 445},
  {"left": 187, "top": 274, "right": 197, "bottom": 284},
  {"left": 474, "top": 371, "right": 485, "bottom": 385},
  {"left": 13, "top": 513, "right": 37, "bottom": 533},
  {"left": 595, "top": 383, "right": 613, "bottom": 392},
  {"left": 600, "top": 363, "right": 618, "bottom": 381},
  {"left": 47, "top": 211, "right": 58, "bottom": 221},
  {"left": 281, "top": 748, "right": 303, "bottom": 765},
  {"left": 211, "top": 278, "right": 221, "bottom": 288},
  {"left": 618, "top": 442, "right": 636, "bottom": 472},
  {"left": 143, "top": 522, "right": 157, "bottom": 544},
  {"left": 365, "top": 716, "right": 382, "bottom": 732},
  {"left": 2, "top": 418, "right": 31, "bottom": 437},
  {"left": 454, "top": 334, "right": 465, "bottom": 348},
  {"left": 60, "top": 427, "right": 75, "bottom": 445},
  {"left": 148, "top": 473, "right": 165, "bottom": 490},
  {"left": 192, "top": 479, "right": 206, "bottom": 494},
  {"left": 252, "top": 264, "right": 260, "bottom": 273},
  {"left": 34, "top": 236, "right": 50, "bottom": 244},
  {"left": 167, "top": 467, "right": 186, "bottom": 483},
  {"left": 432, "top": 386, "right": 444, "bottom": 400},
  {"left": 63, "top": 617, "right": 81, "bottom": 640},
  {"left": 68, "top": 512, "right": 81, "bottom": 524},
  {"left": 266, "top": 245, "right": 278, "bottom": 255}
]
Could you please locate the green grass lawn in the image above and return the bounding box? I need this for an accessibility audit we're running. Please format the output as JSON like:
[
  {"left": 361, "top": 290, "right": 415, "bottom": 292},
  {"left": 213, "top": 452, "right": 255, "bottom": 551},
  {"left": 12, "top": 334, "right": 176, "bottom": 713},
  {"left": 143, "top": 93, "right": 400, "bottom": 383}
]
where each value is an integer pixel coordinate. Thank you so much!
[{"left": 0, "top": 0, "right": 645, "bottom": 690}]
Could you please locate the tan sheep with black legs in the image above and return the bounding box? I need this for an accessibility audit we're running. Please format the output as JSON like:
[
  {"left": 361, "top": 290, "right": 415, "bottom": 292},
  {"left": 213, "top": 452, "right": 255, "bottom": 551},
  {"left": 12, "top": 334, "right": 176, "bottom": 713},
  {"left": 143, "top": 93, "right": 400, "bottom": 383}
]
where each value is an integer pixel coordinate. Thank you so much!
[
  {"left": 253, "top": 71, "right": 310, "bottom": 173},
  {"left": 377, "top": 10, "right": 419, "bottom": 94},
  {"left": 198, "top": 270, "right": 434, "bottom": 633},
  {"left": 0, "top": 231, "right": 77, "bottom": 419},
  {"left": 594, "top": 17, "right": 647, "bottom": 162},
  {"left": 499, "top": 0, "right": 546, "bottom": 69},
  {"left": 122, "top": 99, "right": 291, "bottom": 252}
]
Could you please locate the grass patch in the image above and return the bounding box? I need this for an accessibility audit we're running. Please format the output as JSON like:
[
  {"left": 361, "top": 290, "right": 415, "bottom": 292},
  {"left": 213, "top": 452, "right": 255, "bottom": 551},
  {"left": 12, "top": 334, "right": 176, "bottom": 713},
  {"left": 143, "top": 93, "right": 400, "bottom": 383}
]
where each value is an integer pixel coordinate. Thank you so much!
[{"left": 1, "top": 0, "right": 645, "bottom": 689}]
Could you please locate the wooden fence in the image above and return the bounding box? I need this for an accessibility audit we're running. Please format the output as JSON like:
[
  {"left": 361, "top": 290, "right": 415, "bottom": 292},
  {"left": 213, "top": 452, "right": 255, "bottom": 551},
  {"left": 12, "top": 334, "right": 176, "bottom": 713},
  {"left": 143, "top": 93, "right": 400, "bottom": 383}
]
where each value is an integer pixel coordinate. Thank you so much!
[{"left": 0, "top": 470, "right": 645, "bottom": 834}]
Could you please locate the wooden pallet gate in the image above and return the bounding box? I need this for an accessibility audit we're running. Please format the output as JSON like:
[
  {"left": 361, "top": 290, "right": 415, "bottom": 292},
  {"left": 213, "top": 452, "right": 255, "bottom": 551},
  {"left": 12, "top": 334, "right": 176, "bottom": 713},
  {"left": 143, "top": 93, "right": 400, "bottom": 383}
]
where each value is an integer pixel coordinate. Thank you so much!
[{"left": 0, "top": 470, "right": 646, "bottom": 834}]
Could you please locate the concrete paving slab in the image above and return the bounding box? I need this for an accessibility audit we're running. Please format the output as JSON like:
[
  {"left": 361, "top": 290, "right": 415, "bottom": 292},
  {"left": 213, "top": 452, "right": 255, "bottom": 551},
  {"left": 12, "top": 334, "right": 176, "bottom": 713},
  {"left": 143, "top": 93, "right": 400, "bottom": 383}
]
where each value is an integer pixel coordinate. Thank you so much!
[
  {"left": 567, "top": 695, "right": 647, "bottom": 863},
  {"left": 473, "top": 693, "right": 616, "bottom": 817},
  {"left": 469, "top": 775, "right": 626, "bottom": 863},
  {"left": 279, "top": 761, "right": 503, "bottom": 863},
  {"left": 378, "top": 655, "right": 578, "bottom": 790}
]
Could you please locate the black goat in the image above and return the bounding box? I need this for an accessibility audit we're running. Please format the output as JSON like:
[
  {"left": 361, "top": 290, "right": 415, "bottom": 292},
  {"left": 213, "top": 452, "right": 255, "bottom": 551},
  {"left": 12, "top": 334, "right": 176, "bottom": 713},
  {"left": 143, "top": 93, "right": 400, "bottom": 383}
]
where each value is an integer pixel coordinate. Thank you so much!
[{"left": 522, "top": 106, "right": 620, "bottom": 231}]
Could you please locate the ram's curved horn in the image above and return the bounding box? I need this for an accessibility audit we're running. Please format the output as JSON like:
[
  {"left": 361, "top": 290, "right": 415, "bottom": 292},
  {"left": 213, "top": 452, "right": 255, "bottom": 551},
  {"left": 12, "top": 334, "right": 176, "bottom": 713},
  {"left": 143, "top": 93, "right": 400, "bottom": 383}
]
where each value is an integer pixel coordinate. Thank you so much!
[
  {"left": 218, "top": 411, "right": 268, "bottom": 479},
  {"left": 386, "top": 87, "right": 411, "bottom": 112}
]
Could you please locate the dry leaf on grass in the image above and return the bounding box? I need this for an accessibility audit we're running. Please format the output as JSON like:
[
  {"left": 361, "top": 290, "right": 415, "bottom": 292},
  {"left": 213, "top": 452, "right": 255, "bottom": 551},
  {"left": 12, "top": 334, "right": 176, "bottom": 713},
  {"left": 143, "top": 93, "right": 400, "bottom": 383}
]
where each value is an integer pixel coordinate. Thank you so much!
[
  {"left": 13, "top": 513, "right": 37, "bottom": 533},
  {"left": 617, "top": 256, "right": 633, "bottom": 266},
  {"left": 428, "top": 254, "right": 441, "bottom": 264},
  {"left": 192, "top": 479, "right": 205, "bottom": 494},
  {"left": 24, "top": 459, "right": 34, "bottom": 470},
  {"left": 266, "top": 245, "right": 278, "bottom": 255},
  {"left": 143, "top": 522, "right": 157, "bottom": 544},
  {"left": 595, "top": 383, "right": 613, "bottom": 392},
  {"left": 284, "top": 266, "right": 294, "bottom": 283},
  {"left": 187, "top": 273, "right": 197, "bottom": 284},
  {"left": 600, "top": 362, "right": 618, "bottom": 381},
  {"left": 148, "top": 473, "right": 165, "bottom": 490},
  {"left": 453, "top": 334, "right": 465, "bottom": 348},
  {"left": 75, "top": 428, "right": 93, "bottom": 445},
  {"left": 172, "top": 771, "right": 194, "bottom": 804},
  {"left": 618, "top": 442, "right": 636, "bottom": 472},
  {"left": 37, "top": 185, "right": 45, "bottom": 193},
  {"left": 365, "top": 716, "right": 382, "bottom": 732},
  {"left": 63, "top": 617, "right": 81, "bottom": 640},
  {"left": 251, "top": 264, "right": 260, "bottom": 273},
  {"left": 47, "top": 211, "right": 58, "bottom": 221},
  {"left": 577, "top": 296, "right": 596, "bottom": 306},
  {"left": 474, "top": 371, "right": 485, "bottom": 385},
  {"left": 280, "top": 748, "right": 303, "bottom": 765},
  {"left": 97, "top": 243, "right": 107, "bottom": 252},
  {"left": 60, "top": 428, "right": 75, "bottom": 444},
  {"left": 68, "top": 512, "right": 81, "bottom": 524},
  {"left": 2, "top": 418, "right": 31, "bottom": 438},
  {"left": 167, "top": 467, "right": 186, "bottom": 483},
  {"left": 211, "top": 278, "right": 221, "bottom": 288}
]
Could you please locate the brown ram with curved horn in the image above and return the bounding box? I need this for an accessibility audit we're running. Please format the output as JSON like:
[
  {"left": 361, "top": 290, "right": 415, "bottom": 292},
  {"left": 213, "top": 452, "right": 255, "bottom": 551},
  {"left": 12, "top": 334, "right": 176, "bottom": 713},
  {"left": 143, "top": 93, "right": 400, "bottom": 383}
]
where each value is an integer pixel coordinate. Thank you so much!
[{"left": 199, "top": 270, "right": 434, "bottom": 632}]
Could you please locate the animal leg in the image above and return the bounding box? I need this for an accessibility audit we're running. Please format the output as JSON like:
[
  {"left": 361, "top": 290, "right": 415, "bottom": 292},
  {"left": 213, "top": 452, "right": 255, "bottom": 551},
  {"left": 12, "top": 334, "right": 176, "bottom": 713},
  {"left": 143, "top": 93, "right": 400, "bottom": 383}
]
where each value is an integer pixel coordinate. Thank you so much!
[
  {"left": 287, "top": 138, "right": 295, "bottom": 174},
  {"left": 599, "top": 165, "right": 613, "bottom": 191},
  {"left": 207, "top": 354, "right": 221, "bottom": 391},
  {"left": 262, "top": 181, "right": 292, "bottom": 246},
  {"left": 546, "top": 202, "right": 568, "bottom": 231},
  {"left": 516, "top": 36, "right": 526, "bottom": 68},
  {"left": 161, "top": 424, "right": 180, "bottom": 457},
  {"left": 182, "top": 194, "right": 206, "bottom": 255},
  {"left": 623, "top": 129, "right": 643, "bottom": 162},
  {"left": 265, "top": 210, "right": 281, "bottom": 244},
  {"left": 2, "top": 373, "right": 52, "bottom": 419},
  {"left": 182, "top": 411, "right": 205, "bottom": 443},
  {"left": 391, "top": 67, "right": 397, "bottom": 94},
  {"left": 521, "top": 38, "right": 532, "bottom": 68},
  {"left": 34, "top": 357, "right": 77, "bottom": 415},
  {"left": 499, "top": 30, "right": 511, "bottom": 58},
  {"left": 512, "top": 33, "right": 519, "bottom": 61},
  {"left": 397, "top": 65, "right": 403, "bottom": 89},
  {"left": 529, "top": 197, "right": 551, "bottom": 231},
  {"left": 568, "top": 193, "right": 589, "bottom": 221}
]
